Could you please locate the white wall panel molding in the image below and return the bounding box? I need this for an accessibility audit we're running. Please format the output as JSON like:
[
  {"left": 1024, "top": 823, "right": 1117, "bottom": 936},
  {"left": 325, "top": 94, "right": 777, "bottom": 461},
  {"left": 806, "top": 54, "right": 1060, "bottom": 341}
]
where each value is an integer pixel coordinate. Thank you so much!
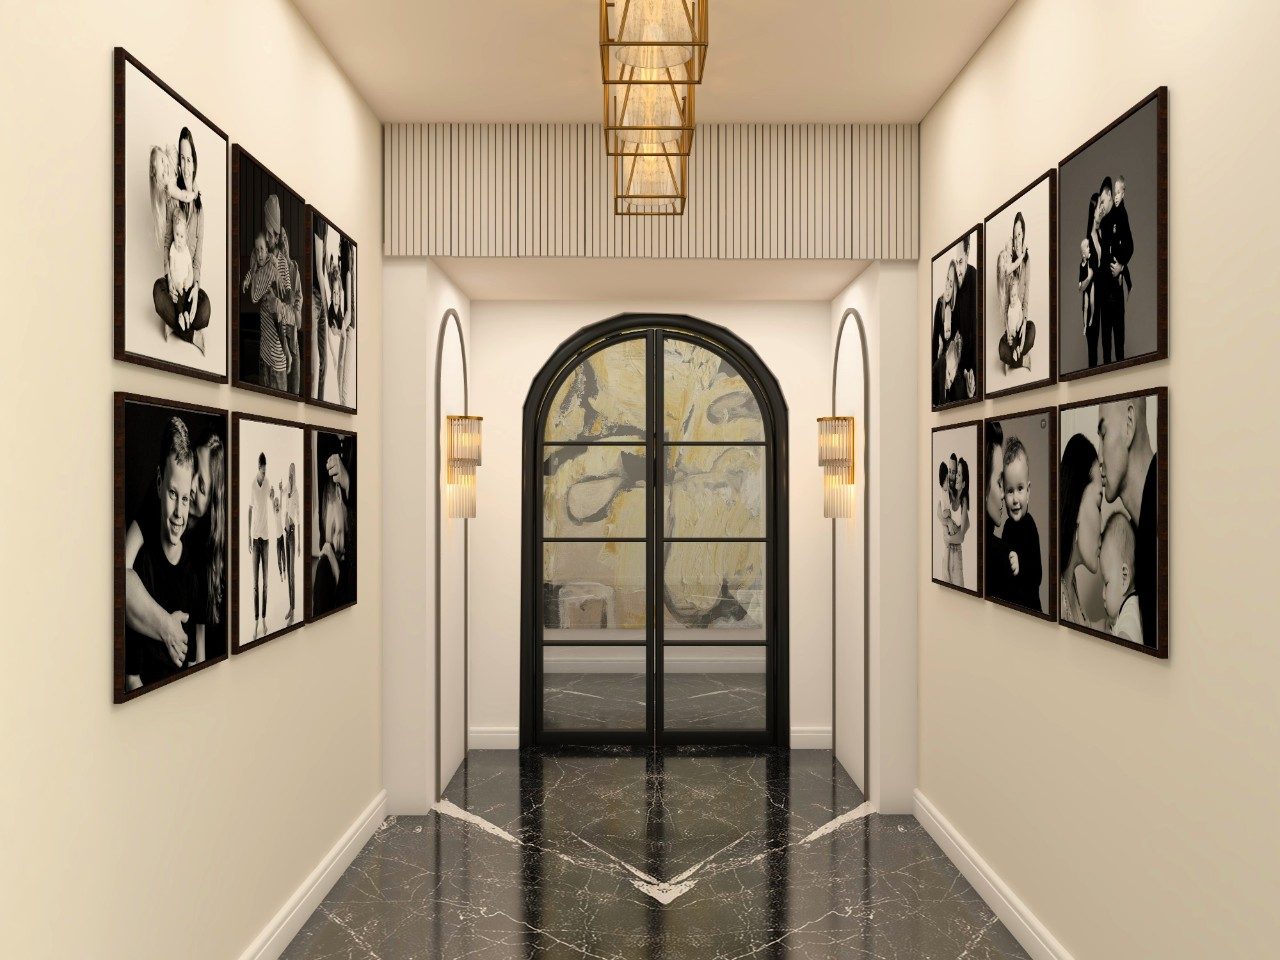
[{"left": 384, "top": 123, "right": 918, "bottom": 260}]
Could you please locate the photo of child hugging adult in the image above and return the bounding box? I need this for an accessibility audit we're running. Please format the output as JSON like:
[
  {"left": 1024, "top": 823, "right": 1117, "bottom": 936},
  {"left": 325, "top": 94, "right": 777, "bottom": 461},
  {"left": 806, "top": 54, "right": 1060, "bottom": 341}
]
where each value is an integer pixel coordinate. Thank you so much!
[
  {"left": 115, "top": 394, "right": 229, "bottom": 702},
  {"left": 984, "top": 171, "right": 1056, "bottom": 397},
  {"left": 984, "top": 409, "right": 1056, "bottom": 620},
  {"left": 930, "top": 421, "right": 982, "bottom": 596},
  {"left": 116, "top": 50, "right": 229, "bottom": 381},
  {"left": 233, "top": 147, "right": 308, "bottom": 399},
  {"left": 1058, "top": 391, "right": 1166, "bottom": 655}
]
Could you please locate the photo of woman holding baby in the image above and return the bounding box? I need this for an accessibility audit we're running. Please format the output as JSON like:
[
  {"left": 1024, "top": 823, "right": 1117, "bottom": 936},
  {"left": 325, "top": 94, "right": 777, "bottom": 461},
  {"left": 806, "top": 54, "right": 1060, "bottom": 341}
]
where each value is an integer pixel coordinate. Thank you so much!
[
  {"left": 115, "top": 49, "right": 230, "bottom": 382},
  {"left": 1058, "top": 390, "right": 1168, "bottom": 657},
  {"left": 930, "top": 421, "right": 983, "bottom": 596},
  {"left": 983, "top": 170, "right": 1056, "bottom": 398}
]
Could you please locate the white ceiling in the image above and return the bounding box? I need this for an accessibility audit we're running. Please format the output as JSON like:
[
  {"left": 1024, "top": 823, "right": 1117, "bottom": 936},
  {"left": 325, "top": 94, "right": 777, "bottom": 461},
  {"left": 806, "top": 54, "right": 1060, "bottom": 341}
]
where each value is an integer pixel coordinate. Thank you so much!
[
  {"left": 293, "top": 0, "right": 1016, "bottom": 123},
  {"left": 435, "top": 257, "right": 869, "bottom": 302}
]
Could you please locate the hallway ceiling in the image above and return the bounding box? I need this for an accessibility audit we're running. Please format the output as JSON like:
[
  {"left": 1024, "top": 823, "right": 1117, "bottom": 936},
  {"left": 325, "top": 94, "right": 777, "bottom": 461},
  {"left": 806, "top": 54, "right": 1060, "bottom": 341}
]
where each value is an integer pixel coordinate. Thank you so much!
[
  {"left": 433, "top": 257, "right": 869, "bottom": 302},
  {"left": 292, "top": 0, "right": 1017, "bottom": 123}
]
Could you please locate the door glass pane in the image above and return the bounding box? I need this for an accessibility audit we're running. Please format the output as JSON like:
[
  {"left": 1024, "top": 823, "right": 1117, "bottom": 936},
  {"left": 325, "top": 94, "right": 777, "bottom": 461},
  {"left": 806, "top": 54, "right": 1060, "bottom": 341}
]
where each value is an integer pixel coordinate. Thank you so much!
[
  {"left": 664, "top": 445, "right": 764, "bottom": 538},
  {"left": 544, "top": 445, "right": 647, "bottom": 538},
  {"left": 662, "top": 541, "right": 765, "bottom": 639},
  {"left": 664, "top": 646, "right": 766, "bottom": 731},
  {"left": 664, "top": 339, "right": 764, "bottom": 442},
  {"left": 543, "top": 541, "right": 647, "bottom": 639},
  {"left": 543, "top": 645, "right": 647, "bottom": 731},
  {"left": 545, "top": 338, "right": 647, "bottom": 442}
]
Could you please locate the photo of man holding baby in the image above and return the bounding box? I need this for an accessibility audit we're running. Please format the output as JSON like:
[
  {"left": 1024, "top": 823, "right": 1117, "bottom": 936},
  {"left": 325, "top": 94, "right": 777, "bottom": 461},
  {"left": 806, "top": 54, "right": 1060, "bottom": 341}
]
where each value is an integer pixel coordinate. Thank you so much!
[
  {"left": 930, "top": 227, "right": 983, "bottom": 410},
  {"left": 983, "top": 408, "right": 1057, "bottom": 621},
  {"left": 232, "top": 147, "right": 308, "bottom": 400},
  {"left": 1057, "top": 88, "right": 1167, "bottom": 381},
  {"left": 1058, "top": 390, "right": 1167, "bottom": 657}
]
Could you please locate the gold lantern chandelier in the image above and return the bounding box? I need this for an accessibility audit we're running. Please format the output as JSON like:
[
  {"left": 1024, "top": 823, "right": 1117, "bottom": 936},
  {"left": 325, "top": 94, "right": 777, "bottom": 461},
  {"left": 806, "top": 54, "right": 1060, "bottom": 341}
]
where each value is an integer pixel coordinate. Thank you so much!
[{"left": 600, "top": 1, "right": 708, "bottom": 216}]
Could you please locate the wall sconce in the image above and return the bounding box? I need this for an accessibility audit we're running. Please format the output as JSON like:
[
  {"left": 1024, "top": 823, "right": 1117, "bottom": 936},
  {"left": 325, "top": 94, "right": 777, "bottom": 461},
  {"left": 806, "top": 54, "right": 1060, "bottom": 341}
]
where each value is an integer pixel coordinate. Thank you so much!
[
  {"left": 817, "top": 416, "right": 855, "bottom": 519},
  {"left": 446, "top": 415, "right": 482, "bottom": 519}
]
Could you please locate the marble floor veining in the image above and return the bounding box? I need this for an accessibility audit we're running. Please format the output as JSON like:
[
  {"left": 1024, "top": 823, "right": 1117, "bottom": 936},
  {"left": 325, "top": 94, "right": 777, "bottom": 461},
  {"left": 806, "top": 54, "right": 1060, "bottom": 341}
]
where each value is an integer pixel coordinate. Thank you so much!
[{"left": 282, "top": 748, "right": 1031, "bottom": 960}]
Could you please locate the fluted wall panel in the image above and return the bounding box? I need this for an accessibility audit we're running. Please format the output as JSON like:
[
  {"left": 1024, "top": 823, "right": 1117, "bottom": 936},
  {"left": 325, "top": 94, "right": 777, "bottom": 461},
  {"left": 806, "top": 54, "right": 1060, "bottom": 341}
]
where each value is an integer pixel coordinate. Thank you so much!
[{"left": 384, "top": 123, "right": 918, "bottom": 260}]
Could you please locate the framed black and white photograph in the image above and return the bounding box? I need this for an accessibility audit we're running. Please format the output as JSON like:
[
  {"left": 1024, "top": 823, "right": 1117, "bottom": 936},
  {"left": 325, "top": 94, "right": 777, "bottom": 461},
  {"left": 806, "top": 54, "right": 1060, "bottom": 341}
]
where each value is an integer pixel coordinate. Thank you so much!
[
  {"left": 114, "top": 393, "right": 228, "bottom": 703},
  {"left": 307, "top": 426, "right": 357, "bottom": 622},
  {"left": 114, "top": 49, "right": 229, "bottom": 382},
  {"left": 1057, "top": 87, "right": 1167, "bottom": 381},
  {"left": 930, "top": 226, "right": 983, "bottom": 410},
  {"left": 232, "top": 414, "right": 306, "bottom": 654},
  {"left": 1058, "top": 389, "right": 1167, "bottom": 657},
  {"left": 983, "top": 407, "right": 1057, "bottom": 622},
  {"left": 309, "top": 209, "right": 357, "bottom": 412},
  {"left": 931, "top": 420, "right": 983, "bottom": 597},
  {"left": 985, "top": 170, "right": 1057, "bottom": 398},
  {"left": 232, "top": 146, "right": 309, "bottom": 400}
]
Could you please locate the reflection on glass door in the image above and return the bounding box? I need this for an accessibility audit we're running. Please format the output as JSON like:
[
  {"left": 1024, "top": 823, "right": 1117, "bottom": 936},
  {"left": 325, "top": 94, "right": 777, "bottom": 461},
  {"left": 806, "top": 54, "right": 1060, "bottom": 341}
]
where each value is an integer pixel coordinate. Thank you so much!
[{"left": 531, "top": 321, "right": 785, "bottom": 746}]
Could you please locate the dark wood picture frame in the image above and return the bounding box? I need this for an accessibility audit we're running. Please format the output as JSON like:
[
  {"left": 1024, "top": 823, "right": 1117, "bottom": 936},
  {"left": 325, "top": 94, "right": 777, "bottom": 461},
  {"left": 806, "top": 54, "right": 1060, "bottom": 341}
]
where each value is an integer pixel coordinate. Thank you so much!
[
  {"left": 983, "top": 405, "right": 1058, "bottom": 623},
  {"left": 1057, "top": 87, "right": 1168, "bottom": 383},
  {"left": 983, "top": 169, "right": 1058, "bottom": 399},
  {"left": 114, "top": 392, "right": 229, "bottom": 704},
  {"left": 113, "top": 48, "right": 230, "bottom": 384},
  {"left": 930, "top": 419, "right": 985, "bottom": 598},
  {"left": 230, "top": 412, "right": 308, "bottom": 655},
  {"left": 305, "top": 425, "right": 358, "bottom": 624},
  {"left": 306, "top": 206, "right": 358, "bottom": 414},
  {"left": 231, "top": 144, "right": 311, "bottom": 401},
  {"left": 930, "top": 225, "right": 985, "bottom": 411},
  {"left": 1057, "top": 388, "right": 1168, "bottom": 659}
]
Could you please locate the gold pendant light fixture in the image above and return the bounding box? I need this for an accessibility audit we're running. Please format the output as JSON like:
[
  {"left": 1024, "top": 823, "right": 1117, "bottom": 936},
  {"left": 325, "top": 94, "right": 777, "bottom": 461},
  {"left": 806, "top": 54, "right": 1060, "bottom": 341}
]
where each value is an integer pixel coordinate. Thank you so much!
[{"left": 600, "top": 1, "right": 708, "bottom": 216}]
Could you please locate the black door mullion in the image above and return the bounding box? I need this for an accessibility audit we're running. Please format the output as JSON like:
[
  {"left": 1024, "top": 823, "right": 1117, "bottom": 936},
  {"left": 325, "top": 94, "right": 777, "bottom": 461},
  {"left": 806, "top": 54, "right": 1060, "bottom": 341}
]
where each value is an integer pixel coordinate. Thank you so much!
[{"left": 651, "top": 330, "right": 665, "bottom": 743}]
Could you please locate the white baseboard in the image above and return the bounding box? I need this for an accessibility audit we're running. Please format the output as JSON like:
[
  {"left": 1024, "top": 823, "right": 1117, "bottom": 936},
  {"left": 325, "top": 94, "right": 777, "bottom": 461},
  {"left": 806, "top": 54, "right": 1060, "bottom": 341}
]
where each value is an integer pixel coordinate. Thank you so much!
[
  {"left": 788, "top": 726, "right": 832, "bottom": 748},
  {"left": 466, "top": 727, "right": 832, "bottom": 748},
  {"left": 238, "top": 789, "right": 388, "bottom": 960},
  {"left": 913, "top": 790, "right": 1074, "bottom": 960},
  {"left": 468, "top": 727, "right": 520, "bottom": 749}
]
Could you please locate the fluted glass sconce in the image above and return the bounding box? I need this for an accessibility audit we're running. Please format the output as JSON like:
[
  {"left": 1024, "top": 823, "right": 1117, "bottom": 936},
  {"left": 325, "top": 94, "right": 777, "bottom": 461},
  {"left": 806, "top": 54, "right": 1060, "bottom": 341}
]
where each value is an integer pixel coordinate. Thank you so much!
[
  {"left": 446, "top": 415, "right": 482, "bottom": 519},
  {"left": 818, "top": 416, "right": 855, "bottom": 519}
]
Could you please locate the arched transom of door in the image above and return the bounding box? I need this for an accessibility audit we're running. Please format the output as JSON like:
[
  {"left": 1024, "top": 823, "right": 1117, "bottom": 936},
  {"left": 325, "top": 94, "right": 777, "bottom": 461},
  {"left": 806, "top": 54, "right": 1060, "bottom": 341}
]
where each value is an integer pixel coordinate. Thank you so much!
[{"left": 523, "top": 317, "right": 789, "bottom": 748}]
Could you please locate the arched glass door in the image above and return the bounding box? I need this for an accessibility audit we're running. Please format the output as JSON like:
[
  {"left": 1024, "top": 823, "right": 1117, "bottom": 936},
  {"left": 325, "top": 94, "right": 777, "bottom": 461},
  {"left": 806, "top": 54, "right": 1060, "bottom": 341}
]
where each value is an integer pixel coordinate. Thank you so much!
[{"left": 523, "top": 316, "right": 788, "bottom": 747}]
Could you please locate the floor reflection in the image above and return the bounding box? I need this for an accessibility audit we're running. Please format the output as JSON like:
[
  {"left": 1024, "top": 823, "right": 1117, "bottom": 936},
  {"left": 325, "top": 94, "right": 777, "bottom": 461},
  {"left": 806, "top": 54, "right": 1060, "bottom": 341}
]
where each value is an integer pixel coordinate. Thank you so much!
[{"left": 282, "top": 748, "right": 1029, "bottom": 960}]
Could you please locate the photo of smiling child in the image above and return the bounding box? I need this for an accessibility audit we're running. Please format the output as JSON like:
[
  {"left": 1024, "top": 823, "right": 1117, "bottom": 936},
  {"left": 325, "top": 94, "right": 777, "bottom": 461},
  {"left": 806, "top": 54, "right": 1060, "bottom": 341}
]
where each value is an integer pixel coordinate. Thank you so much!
[{"left": 984, "top": 409, "right": 1056, "bottom": 620}]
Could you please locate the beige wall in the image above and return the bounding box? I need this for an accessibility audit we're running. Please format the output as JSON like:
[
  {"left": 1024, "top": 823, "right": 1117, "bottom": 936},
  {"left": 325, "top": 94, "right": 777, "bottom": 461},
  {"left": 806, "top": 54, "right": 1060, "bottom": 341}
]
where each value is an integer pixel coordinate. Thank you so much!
[
  {"left": 0, "top": 3, "right": 384, "bottom": 958},
  {"left": 917, "top": 1, "right": 1280, "bottom": 956},
  {"left": 381, "top": 258, "right": 470, "bottom": 812},
  {"left": 468, "top": 300, "right": 833, "bottom": 746}
]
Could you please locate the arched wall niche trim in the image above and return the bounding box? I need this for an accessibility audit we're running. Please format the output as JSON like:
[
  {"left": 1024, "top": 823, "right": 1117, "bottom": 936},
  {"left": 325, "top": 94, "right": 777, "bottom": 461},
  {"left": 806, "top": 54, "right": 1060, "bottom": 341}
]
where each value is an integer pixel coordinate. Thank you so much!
[
  {"left": 832, "top": 307, "right": 871, "bottom": 798},
  {"left": 435, "top": 308, "right": 469, "bottom": 800}
]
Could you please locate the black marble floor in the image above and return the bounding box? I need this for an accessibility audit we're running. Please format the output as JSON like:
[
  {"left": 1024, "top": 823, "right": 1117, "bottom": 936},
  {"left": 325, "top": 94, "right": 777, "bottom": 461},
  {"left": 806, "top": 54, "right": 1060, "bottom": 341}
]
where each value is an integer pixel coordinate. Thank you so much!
[
  {"left": 543, "top": 672, "right": 766, "bottom": 731},
  {"left": 282, "top": 749, "right": 1030, "bottom": 960}
]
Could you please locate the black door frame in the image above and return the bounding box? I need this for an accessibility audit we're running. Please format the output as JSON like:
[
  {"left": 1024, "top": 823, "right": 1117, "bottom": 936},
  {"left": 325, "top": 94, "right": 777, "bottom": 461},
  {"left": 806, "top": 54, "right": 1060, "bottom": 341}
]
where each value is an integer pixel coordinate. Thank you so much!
[{"left": 520, "top": 313, "right": 790, "bottom": 748}]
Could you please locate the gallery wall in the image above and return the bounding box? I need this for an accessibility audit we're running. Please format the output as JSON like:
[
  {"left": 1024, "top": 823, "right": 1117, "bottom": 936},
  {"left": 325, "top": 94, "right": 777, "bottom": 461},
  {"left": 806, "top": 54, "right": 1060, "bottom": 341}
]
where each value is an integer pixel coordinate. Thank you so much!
[
  {"left": 468, "top": 300, "right": 832, "bottom": 747},
  {"left": 0, "top": 2, "right": 385, "bottom": 958},
  {"left": 381, "top": 259, "right": 471, "bottom": 812},
  {"left": 916, "top": 0, "right": 1280, "bottom": 957}
]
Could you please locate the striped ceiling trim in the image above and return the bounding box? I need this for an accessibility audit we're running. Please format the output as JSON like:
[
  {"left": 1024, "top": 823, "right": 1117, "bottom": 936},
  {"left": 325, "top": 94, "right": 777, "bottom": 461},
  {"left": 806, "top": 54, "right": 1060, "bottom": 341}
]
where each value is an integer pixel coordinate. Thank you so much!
[{"left": 384, "top": 122, "right": 918, "bottom": 261}]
